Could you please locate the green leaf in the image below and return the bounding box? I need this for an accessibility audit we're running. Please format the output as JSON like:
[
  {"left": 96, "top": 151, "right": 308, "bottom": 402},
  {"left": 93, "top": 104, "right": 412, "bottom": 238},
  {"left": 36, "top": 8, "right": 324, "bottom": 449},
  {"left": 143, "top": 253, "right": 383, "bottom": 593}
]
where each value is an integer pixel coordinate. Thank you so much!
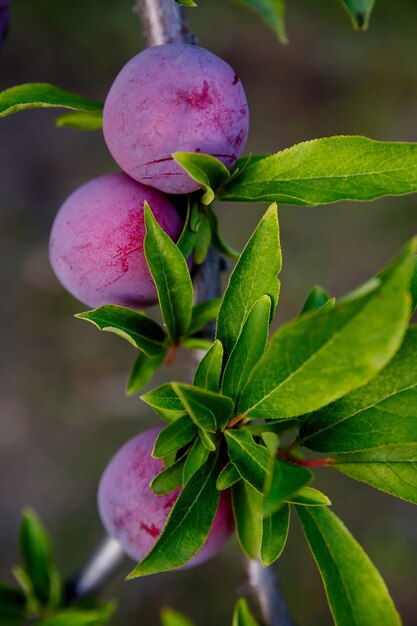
[
  {"left": 300, "top": 326, "right": 417, "bottom": 452},
  {"left": 264, "top": 459, "right": 312, "bottom": 515},
  {"left": 198, "top": 429, "right": 217, "bottom": 451},
  {"left": 151, "top": 456, "right": 185, "bottom": 495},
  {"left": 216, "top": 204, "right": 281, "bottom": 362},
  {"left": 128, "top": 455, "right": 220, "bottom": 576},
  {"left": 161, "top": 607, "right": 195, "bottom": 626},
  {"left": 216, "top": 462, "right": 241, "bottom": 490},
  {"left": 261, "top": 431, "right": 279, "bottom": 455},
  {"left": 194, "top": 340, "right": 223, "bottom": 392},
  {"left": 246, "top": 419, "right": 299, "bottom": 436},
  {"left": 411, "top": 257, "right": 417, "bottom": 313},
  {"left": 152, "top": 415, "right": 197, "bottom": 458},
  {"left": 225, "top": 429, "right": 271, "bottom": 493},
  {"left": 183, "top": 437, "right": 210, "bottom": 484},
  {"left": 0, "top": 83, "right": 103, "bottom": 118},
  {"left": 340, "top": 0, "right": 375, "bottom": 31},
  {"left": 207, "top": 207, "right": 240, "bottom": 260},
  {"left": 126, "top": 350, "right": 166, "bottom": 396},
  {"left": 296, "top": 506, "right": 401, "bottom": 626},
  {"left": 181, "top": 337, "right": 213, "bottom": 351},
  {"left": 172, "top": 383, "right": 234, "bottom": 432},
  {"left": 20, "top": 509, "right": 61, "bottom": 609},
  {"left": 334, "top": 443, "right": 417, "bottom": 504},
  {"left": 55, "top": 110, "right": 103, "bottom": 130},
  {"left": 232, "top": 480, "right": 263, "bottom": 560},
  {"left": 231, "top": 0, "right": 287, "bottom": 44},
  {"left": 220, "top": 136, "right": 417, "bottom": 206},
  {"left": 287, "top": 486, "right": 331, "bottom": 506},
  {"left": 175, "top": 0, "right": 197, "bottom": 6},
  {"left": 144, "top": 203, "right": 193, "bottom": 342},
  {"left": 0, "top": 585, "right": 27, "bottom": 626},
  {"left": 76, "top": 305, "right": 166, "bottom": 358},
  {"left": 188, "top": 298, "right": 222, "bottom": 337},
  {"left": 301, "top": 285, "right": 332, "bottom": 314},
  {"left": 37, "top": 603, "right": 116, "bottom": 626},
  {"left": 232, "top": 597, "right": 260, "bottom": 626},
  {"left": 173, "top": 152, "right": 230, "bottom": 205},
  {"left": 261, "top": 504, "right": 290, "bottom": 566},
  {"left": 222, "top": 295, "right": 271, "bottom": 401},
  {"left": 193, "top": 214, "right": 212, "bottom": 265},
  {"left": 239, "top": 243, "right": 414, "bottom": 419},
  {"left": 142, "top": 383, "right": 185, "bottom": 413}
]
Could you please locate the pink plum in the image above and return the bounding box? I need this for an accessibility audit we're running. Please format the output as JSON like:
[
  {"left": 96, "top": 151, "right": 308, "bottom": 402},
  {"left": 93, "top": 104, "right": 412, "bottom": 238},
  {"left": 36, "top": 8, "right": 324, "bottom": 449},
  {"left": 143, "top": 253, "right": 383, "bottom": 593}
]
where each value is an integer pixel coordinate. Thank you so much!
[
  {"left": 98, "top": 427, "right": 235, "bottom": 567},
  {"left": 103, "top": 43, "right": 249, "bottom": 194},
  {"left": 49, "top": 172, "right": 183, "bottom": 309}
]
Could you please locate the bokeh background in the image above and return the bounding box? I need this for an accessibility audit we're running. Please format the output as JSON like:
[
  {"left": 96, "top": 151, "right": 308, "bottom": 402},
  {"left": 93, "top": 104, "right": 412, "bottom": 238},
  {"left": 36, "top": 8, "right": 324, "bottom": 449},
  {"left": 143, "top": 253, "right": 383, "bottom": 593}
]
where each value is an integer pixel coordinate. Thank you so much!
[{"left": 1, "top": 0, "right": 417, "bottom": 624}]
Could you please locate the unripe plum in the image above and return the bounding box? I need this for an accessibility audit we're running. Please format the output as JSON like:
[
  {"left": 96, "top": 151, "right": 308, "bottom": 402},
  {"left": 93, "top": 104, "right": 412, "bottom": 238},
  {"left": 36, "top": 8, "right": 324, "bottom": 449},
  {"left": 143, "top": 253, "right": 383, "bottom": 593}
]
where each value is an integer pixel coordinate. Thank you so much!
[
  {"left": 98, "top": 428, "right": 234, "bottom": 567},
  {"left": 49, "top": 172, "right": 183, "bottom": 309},
  {"left": 103, "top": 43, "right": 249, "bottom": 194}
]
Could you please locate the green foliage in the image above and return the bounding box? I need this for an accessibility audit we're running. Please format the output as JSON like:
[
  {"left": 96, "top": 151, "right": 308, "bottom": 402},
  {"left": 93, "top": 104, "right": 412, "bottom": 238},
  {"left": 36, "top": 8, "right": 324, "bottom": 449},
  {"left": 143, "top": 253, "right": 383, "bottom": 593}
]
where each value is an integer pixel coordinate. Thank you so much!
[
  {"left": 55, "top": 111, "right": 103, "bottom": 130},
  {"left": 173, "top": 152, "right": 230, "bottom": 205},
  {"left": 261, "top": 504, "right": 290, "bottom": 566},
  {"left": 144, "top": 203, "right": 193, "bottom": 343},
  {"left": 174, "top": 0, "right": 197, "bottom": 6},
  {"left": 128, "top": 455, "right": 220, "bottom": 577},
  {"left": 300, "top": 285, "right": 332, "bottom": 313},
  {"left": 161, "top": 607, "right": 195, "bottom": 626},
  {"left": 264, "top": 459, "right": 311, "bottom": 515},
  {"left": 36, "top": 603, "right": 116, "bottom": 626},
  {"left": 232, "top": 480, "right": 263, "bottom": 559},
  {"left": 0, "top": 83, "right": 103, "bottom": 123},
  {"left": 220, "top": 136, "right": 417, "bottom": 206},
  {"left": 126, "top": 351, "right": 166, "bottom": 396},
  {"left": 231, "top": 0, "right": 287, "bottom": 44},
  {"left": 297, "top": 506, "right": 401, "bottom": 626},
  {"left": 340, "top": 0, "right": 376, "bottom": 30},
  {"left": 172, "top": 383, "right": 234, "bottom": 432},
  {"left": 152, "top": 414, "right": 197, "bottom": 458},
  {"left": 193, "top": 340, "right": 223, "bottom": 391},
  {"left": 232, "top": 598, "right": 259, "bottom": 626},
  {"left": 0, "top": 584, "right": 27, "bottom": 626}
]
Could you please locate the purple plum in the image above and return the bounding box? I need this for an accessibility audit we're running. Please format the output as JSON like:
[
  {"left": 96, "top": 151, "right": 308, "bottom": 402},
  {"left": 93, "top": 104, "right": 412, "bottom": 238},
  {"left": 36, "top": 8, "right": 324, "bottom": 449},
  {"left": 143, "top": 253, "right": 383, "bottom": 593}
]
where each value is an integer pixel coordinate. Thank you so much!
[
  {"left": 103, "top": 43, "right": 249, "bottom": 194},
  {"left": 49, "top": 172, "right": 183, "bottom": 309},
  {"left": 98, "top": 428, "right": 235, "bottom": 566}
]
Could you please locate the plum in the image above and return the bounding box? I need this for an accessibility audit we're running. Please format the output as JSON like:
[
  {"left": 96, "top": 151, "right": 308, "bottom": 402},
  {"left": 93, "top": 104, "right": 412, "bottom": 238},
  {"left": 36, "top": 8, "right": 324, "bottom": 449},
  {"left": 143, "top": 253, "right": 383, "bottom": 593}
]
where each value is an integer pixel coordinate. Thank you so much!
[
  {"left": 98, "top": 428, "right": 234, "bottom": 567},
  {"left": 49, "top": 172, "right": 183, "bottom": 309},
  {"left": 103, "top": 43, "right": 249, "bottom": 194}
]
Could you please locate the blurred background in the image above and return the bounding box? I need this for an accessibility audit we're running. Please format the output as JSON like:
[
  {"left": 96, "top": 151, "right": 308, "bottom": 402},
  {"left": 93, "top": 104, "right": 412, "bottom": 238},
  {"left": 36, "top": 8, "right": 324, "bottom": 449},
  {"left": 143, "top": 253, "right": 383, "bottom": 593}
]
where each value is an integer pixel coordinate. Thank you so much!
[{"left": 1, "top": 0, "right": 417, "bottom": 624}]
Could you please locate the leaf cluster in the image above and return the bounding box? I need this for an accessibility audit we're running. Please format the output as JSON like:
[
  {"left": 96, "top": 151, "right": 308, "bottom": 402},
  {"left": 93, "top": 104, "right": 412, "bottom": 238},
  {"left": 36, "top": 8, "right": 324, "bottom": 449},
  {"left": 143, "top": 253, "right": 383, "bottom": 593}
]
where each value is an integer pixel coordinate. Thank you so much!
[{"left": 0, "top": 510, "right": 115, "bottom": 626}]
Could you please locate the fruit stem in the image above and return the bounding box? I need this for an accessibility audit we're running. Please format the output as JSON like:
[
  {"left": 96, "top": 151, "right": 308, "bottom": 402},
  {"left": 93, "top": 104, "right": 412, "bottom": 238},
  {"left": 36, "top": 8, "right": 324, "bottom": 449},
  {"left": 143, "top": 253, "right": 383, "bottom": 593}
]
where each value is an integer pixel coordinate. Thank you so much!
[{"left": 133, "top": 0, "right": 195, "bottom": 47}]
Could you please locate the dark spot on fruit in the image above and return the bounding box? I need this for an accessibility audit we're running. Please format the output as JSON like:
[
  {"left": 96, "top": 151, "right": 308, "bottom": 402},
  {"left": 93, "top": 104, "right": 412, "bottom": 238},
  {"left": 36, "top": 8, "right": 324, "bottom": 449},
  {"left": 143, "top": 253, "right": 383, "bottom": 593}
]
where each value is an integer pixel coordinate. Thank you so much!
[
  {"left": 140, "top": 522, "right": 160, "bottom": 538},
  {"left": 232, "top": 74, "right": 239, "bottom": 85},
  {"left": 195, "top": 148, "right": 201, "bottom": 153},
  {"left": 176, "top": 80, "right": 213, "bottom": 110}
]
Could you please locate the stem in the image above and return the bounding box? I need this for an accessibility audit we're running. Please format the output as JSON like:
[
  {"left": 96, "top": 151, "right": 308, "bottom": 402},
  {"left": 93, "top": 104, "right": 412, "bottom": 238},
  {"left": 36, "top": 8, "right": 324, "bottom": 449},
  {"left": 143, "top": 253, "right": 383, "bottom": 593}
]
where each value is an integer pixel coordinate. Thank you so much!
[
  {"left": 133, "top": 0, "right": 195, "bottom": 46},
  {"left": 246, "top": 560, "right": 293, "bottom": 626}
]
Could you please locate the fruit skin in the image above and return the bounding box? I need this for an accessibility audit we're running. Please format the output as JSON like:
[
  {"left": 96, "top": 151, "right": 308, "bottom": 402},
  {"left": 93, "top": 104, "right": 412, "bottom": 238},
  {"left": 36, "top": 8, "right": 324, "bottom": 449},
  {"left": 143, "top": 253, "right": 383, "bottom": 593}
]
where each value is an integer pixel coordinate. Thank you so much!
[
  {"left": 103, "top": 43, "right": 249, "bottom": 194},
  {"left": 98, "top": 427, "right": 235, "bottom": 566},
  {"left": 49, "top": 172, "right": 183, "bottom": 309}
]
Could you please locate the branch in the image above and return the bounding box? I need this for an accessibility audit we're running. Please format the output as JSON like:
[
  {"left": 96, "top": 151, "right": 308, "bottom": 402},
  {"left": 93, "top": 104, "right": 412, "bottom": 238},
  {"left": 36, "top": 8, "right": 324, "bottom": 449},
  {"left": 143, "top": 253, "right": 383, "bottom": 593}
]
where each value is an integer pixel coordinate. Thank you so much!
[
  {"left": 246, "top": 560, "right": 293, "bottom": 626},
  {"left": 133, "top": 0, "right": 195, "bottom": 46}
]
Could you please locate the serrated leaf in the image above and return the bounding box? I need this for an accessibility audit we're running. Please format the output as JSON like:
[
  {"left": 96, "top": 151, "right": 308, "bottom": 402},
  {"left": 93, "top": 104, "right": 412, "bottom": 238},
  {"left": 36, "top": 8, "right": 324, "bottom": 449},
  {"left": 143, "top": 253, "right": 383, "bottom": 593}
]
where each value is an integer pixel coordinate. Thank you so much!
[
  {"left": 286, "top": 486, "right": 331, "bottom": 506},
  {"left": 183, "top": 437, "right": 210, "bottom": 484},
  {"left": 194, "top": 340, "right": 223, "bottom": 392},
  {"left": 188, "top": 299, "right": 222, "bottom": 337},
  {"left": 264, "top": 459, "right": 312, "bottom": 515},
  {"left": 144, "top": 203, "right": 193, "bottom": 342},
  {"left": 76, "top": 305, "right": 166, "bottom": 357},
  {"left": 296, "top": 506, "right": 401, "bottom": 626},
  {"left": 225, "top": 430, "right": 271, "bottom": 493},
  {"left": 334, "top": 443, "right": 417, "bottom": 504},
  {"left": 220, "top": 136, "right": 417, "bottom": 206},
  {"left": 222, "top": 295, "right": 271, "bottom": 401},
  {"left": 126, "top": 350, "right": 166, "bottom": 396},
  {"left": 161, "top": 607, "right": 195, "bottom": 626},
  {"left": 239, "top": 243, "right": 414, "bottom": 419},
  {"left": 152, "top": 415, "right": 197, "bottom": 458},
  {"left": 151, "top": 456, "right": 185, "bottom": 495},
  {"left": 0, "top": 83, "right": 103, "bottom": 118},
  {"left": 173, "top": 383, "right": 234, "bottom": 432},
  {"left": 0, "top": 585, "right": 27, "bottom": 626},
  {"left": 216, "top": 205, "right": 281, "bottom": 362},
  {"left": 232, "top": 597, "right": 260, "bottom": 626},
  {"left": 20, "top": 509, "right": 61, "bottom": 609},
  {"left": 232, "top": 481, "right": 263, "bottom": 560},
  {"left": 173, "top": 152, "right": 230, "bottom": 205},
  {"left": 340, "top": 0, "right": 375, "bottom": 31},
  {"left": 300, "top": 326, "right": 417, "bottom": 452},
  {"left": 128, "top": 455, "right": 220, "bottom": 577},
  {"left": 55, "top": 110, "right": 103, "bottom": 130},
  {"left": 261, "top": 504, "right": 290, "bottom": 566},
  {"left": 216, "top": 462, "right": 241, "bottom": 490},
  {"left": 301, "top": 285, "right": 332, "bottom": 314},
  {"left": 231, "top": 0, "right": 287, "bottom": 44},
  {"left": 37, "top": 602, "right": 116, "bottom": 626}
]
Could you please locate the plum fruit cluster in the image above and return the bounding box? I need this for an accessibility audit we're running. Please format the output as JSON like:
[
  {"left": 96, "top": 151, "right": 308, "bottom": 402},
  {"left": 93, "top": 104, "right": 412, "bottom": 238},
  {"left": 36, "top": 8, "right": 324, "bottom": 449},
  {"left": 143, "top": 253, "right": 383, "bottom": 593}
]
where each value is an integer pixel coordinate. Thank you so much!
[
  {"left": 48, "top": 43, "right": 249, "bottom": 569},
  {"left": 49, "top": 43, "right": 249, "bottom": 309}
]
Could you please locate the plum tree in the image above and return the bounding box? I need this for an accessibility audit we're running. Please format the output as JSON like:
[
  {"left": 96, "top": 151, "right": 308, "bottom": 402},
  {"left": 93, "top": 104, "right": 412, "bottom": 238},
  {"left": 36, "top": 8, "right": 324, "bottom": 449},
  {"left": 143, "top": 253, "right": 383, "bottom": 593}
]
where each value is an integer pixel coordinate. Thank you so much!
[
  {"left": 98, "top": 428, "right": 235, "bottom": 566},
  {"left": 103, "top": 43, "right": 249, "bottom": 194},
  {"left": 49, "top": 172, "right": 183, "bottom": 309}
]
